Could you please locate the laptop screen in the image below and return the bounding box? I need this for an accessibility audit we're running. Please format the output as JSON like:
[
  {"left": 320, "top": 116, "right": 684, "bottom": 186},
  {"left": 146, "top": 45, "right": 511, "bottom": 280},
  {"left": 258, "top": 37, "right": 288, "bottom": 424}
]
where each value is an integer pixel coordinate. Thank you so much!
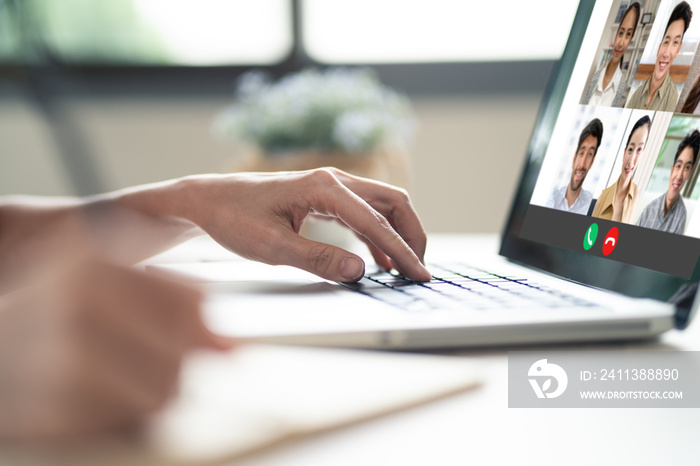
[{"left": 501, "top": 0, "right": 700, "bottom": 324}]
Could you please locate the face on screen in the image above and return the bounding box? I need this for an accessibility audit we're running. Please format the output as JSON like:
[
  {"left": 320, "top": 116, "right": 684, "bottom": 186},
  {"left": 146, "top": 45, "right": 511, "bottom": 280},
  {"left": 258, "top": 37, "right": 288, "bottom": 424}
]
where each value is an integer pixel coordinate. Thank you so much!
[
  {"left": 612, "top": 11, "right": 637, "bottom": 65},
  {"left": 570, "top": 135, "right": 598, "bottom": 192},
  {"left": 669, "top": 147, "right": 695, "bottom": 202},
  {"left": 654, "top": 19, "right": 684, "bottom": 84},
  {"left": 621, "top": 125, "right": 649, "bottom": 181}
]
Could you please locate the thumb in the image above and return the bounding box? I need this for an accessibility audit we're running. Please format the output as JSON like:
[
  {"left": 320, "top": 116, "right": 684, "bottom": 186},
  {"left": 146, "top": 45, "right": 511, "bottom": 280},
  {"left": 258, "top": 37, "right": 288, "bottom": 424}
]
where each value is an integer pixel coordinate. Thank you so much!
[{"left": 278, "top": 231, "right": 366, "bottom": 282}]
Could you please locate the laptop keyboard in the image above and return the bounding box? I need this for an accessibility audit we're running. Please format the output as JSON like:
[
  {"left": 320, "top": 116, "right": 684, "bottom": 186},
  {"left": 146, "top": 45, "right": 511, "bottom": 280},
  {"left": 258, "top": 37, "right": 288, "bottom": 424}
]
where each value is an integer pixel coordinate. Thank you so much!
[{"left": 339, "top": 263, "right": 597, "bottom": 312}]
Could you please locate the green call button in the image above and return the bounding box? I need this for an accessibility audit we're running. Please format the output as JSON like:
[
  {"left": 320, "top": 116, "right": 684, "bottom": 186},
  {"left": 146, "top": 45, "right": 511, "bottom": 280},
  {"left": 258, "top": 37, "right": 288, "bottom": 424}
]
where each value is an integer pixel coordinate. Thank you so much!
[{"left": 583, "top": 223, "right": 598, "bottom": 251}]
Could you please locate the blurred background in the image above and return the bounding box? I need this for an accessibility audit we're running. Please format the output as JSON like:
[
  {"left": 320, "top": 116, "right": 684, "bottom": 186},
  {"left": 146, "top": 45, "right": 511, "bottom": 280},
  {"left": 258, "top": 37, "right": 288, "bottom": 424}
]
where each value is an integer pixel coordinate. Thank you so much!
[{"left": 0, "top": 0, "right": 579, "bottom": 234}]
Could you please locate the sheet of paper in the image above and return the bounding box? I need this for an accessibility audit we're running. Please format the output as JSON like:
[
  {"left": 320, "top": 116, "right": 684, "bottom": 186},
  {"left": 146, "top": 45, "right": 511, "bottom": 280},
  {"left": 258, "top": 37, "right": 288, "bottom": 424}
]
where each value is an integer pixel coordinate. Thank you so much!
[
  {"left": 6, "top": 345, "right": 481, "bottom": 465},
  {"left": 150, "top": 344, "right": 482, "bottom": 464}
]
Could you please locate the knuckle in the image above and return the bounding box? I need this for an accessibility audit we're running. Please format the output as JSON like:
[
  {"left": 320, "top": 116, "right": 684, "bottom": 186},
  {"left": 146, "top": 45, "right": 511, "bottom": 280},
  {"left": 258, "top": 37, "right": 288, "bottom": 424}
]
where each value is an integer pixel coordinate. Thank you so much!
[
  {"left": 308, "top": 167, "right": 340, "bottom": 187},
  {"left": 394, "top": 187, "right": 411, "bottom": 204},
  {"left": 306, "top": 243, "right": 337, "bottom": 276},
  {"left": 372, "top": 209, "right": 392, "bottom": 230},
  {"left": 304, "top": 168, "right": 348, "bottom": 208},
  {"left": 327, "top": 166, "right": 349, "bottom": 178},
  {"left": 320, "top": 166, "right": 342, "bottom": 176}
]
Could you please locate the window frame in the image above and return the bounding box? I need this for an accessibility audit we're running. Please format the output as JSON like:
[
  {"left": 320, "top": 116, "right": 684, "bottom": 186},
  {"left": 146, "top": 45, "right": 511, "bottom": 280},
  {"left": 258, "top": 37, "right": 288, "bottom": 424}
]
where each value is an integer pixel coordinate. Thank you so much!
[{"left": 0, "top": 0, "right": 557, "bottom": 98}]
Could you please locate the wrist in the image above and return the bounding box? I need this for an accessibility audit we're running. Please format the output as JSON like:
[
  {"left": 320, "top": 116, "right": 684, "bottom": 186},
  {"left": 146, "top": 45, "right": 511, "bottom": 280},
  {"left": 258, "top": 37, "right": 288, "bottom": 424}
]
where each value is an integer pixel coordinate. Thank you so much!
[
  {"left": 166, "top": 174, "right": 219, "bottom": 227},
  {"left": 104, "top": 177, "right": 206, "bottom": 241}
]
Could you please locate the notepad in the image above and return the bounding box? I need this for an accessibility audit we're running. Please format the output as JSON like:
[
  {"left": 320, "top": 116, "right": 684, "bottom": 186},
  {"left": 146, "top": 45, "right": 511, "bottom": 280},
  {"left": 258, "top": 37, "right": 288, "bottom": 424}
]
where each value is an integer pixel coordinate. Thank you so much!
[
  {"left": 147, "top": 345, "right": 482, "bottom": 464},
  {"left": 3, "top": 345, "right": 481, "bottom": 465}
]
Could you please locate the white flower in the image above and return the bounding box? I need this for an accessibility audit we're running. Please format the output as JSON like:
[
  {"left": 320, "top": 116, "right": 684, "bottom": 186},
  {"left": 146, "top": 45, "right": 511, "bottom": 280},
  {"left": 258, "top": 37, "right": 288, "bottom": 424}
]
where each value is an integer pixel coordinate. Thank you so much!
[
  {"left": 333, "top": 110, "right": 384, "bottom": 153},
  {"left": 215, "top": 67, "right": 415, "bottom": 154}
]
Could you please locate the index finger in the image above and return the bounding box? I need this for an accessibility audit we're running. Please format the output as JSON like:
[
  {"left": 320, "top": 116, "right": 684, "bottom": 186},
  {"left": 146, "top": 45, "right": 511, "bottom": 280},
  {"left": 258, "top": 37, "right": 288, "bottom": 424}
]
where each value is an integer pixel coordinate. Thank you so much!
[
  {"left": 330, "top": 170, "right": 427, "bottom": 264},
  {"left": 307, "top": 171, "right": 430, "bottom": 281}
]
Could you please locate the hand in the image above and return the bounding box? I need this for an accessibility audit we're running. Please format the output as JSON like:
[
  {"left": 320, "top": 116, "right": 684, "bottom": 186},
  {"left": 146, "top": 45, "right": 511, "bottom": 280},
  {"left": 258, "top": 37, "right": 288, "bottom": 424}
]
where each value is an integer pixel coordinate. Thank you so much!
[
  {"left": 0, "top": 258, "right": 230, "bottom": 441},
  {"left": 182, "top": 168, "right": 431, "bottom": 282}
]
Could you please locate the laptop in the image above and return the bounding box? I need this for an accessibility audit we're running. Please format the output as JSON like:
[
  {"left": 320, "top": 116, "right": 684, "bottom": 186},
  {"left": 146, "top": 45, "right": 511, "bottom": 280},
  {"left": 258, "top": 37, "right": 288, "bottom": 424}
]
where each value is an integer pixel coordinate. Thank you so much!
[{"left": 161, "top": 0, "right": 700, "bottom": 348}]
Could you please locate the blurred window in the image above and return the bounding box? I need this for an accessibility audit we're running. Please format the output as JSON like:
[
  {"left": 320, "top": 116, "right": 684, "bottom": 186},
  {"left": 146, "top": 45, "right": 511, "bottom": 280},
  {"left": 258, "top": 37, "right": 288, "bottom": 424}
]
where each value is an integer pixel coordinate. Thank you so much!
[
  {"left": 7, "top": 0, "right": 292, "bottom": 65},
  {"left": 302, "top": 0, "right": 579, "bottom": 63}
]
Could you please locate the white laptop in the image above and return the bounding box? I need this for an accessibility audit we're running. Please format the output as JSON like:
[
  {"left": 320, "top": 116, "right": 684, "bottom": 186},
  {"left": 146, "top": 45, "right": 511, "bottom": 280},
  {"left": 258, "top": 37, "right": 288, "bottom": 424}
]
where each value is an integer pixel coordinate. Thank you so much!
[{"left": 161, "top": 0, "right": 700, "bottom": 348}]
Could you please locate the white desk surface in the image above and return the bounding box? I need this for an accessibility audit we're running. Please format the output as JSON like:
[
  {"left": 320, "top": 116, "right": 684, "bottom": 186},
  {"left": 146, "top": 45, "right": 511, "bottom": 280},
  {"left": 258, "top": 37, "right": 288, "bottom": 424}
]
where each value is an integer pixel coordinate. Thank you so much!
[{"left": 146, "top": 234, "right": 700, "bottom": 466}]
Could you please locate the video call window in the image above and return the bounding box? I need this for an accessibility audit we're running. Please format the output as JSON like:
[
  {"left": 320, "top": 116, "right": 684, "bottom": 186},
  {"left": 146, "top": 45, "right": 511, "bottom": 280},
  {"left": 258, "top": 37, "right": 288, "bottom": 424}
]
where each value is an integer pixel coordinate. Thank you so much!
[
  {"left": 531, "top": 108, "right": 700, "bottom": 235},
  {"left": 580, "top": 0, "right": 700, "bottom": 112},
  {"left": 533, "top": 0, "right": 700, "bottom": 222},
  {"left": 531, "top": 106, "right": 660, "bottom": 224},
  {"left": 580, "top": 0, "right": 658, "bottom": 108},
  {"left": 523, "top": 0, "right": 700, "bottom": 279},
  {"left": 626, "top": 0, "right": 700, "bottom": 111},
  {"left": 637, "top": 114, "right": 700, "bottom": 235}
]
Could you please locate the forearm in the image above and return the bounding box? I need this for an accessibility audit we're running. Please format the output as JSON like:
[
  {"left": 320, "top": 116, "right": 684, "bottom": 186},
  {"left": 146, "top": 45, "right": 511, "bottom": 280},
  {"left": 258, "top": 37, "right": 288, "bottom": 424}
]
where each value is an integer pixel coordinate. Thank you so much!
[
  {"left": 0, "top": 178, "right": 206, "bottom": 292},
  {"left": 87, "top": 176, "right": 206, "bottom": 261},
  {"left": 0, "top": 196, "right": 88, "bottom": 291},
  {"left": 102, "top": 176, "right": 193, "bottom": 224}
]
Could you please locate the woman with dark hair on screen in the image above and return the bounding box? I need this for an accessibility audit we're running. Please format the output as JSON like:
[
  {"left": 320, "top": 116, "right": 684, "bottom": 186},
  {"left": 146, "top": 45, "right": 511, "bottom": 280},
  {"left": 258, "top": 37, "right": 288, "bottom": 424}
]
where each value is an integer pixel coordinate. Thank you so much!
[
  {"left": 680, "top": 74, "right": 700, "bottom": 113},
  {"left": 582, "top": 2, "right": 641, "bottom": 107},
  {"left": 592, "top": 115, "right": 651, "bottom": 222}
]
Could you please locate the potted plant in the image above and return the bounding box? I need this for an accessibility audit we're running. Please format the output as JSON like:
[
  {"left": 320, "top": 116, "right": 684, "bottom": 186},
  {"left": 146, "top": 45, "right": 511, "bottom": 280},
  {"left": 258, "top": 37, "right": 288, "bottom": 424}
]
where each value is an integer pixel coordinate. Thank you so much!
[{"left": 213, "top": 67, "right": 416, "bottom": 188}]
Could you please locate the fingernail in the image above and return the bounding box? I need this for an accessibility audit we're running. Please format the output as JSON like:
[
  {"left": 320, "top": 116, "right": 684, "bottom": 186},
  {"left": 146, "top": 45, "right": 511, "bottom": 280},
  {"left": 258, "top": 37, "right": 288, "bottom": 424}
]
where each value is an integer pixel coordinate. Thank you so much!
[{"left": 340, "top": 257, "right": 364, "bottom": 282}]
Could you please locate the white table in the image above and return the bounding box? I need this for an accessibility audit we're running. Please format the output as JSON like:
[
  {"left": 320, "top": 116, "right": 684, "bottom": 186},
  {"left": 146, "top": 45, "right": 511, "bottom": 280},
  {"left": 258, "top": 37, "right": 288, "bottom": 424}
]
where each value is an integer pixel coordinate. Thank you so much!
[{"left": 149, "top": 234, "right": 700, "bottom": 466}]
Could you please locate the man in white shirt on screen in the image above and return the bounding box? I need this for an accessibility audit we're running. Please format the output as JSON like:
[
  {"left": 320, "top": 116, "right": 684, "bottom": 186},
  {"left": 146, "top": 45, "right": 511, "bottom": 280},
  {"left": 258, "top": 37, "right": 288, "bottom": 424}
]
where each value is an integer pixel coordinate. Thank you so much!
[{"left": 546, "top": 118, "right": 604, "bottom": 215}]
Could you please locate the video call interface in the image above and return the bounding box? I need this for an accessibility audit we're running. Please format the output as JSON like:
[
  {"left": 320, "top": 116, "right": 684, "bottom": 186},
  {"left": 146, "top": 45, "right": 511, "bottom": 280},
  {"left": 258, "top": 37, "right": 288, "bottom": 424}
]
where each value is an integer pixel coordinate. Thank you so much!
[{"left": 523, "top": 0, "right": 700, "bottom": 279}]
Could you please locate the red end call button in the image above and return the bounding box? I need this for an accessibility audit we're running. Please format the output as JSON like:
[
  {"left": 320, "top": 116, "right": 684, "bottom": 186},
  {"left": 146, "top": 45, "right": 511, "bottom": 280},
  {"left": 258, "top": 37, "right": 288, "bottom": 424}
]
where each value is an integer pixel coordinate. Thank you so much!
[{"left": 602, "top": 227, "right": 619, "bottom": 256}]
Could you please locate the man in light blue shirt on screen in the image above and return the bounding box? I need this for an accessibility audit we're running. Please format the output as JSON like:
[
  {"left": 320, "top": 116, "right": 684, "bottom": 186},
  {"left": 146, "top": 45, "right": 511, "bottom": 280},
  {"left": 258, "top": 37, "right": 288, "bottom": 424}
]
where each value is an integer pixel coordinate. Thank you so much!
[{"left": 636, "top": 129, "right": 700, "bottom": 235}]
